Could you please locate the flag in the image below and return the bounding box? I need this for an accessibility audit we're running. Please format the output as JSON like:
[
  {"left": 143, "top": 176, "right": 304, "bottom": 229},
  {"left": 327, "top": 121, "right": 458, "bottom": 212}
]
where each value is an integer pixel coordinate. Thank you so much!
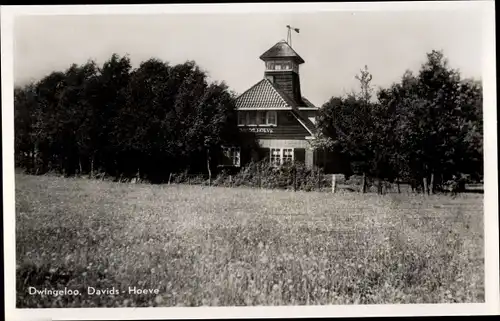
[{"left": 294, "top": 28, "right": 300, "bottom": 33}]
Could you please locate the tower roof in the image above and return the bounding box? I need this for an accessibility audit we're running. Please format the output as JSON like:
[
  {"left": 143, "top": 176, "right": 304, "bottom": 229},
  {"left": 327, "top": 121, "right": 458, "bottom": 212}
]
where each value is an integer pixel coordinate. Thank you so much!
[{"left": 259, "top": 40, "right": 305, "bottom": 64}]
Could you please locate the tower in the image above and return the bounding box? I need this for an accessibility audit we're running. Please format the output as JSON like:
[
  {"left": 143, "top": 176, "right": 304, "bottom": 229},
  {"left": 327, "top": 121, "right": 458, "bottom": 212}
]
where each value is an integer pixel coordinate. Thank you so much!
[{"left": 259, "top": 40, "right": 305, "bottom": 106}]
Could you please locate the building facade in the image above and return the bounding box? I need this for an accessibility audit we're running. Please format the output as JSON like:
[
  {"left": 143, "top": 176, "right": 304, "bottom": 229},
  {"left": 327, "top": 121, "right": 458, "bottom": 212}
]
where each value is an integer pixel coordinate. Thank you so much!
[{"left": 223, "top": 40, "right": 323, "bottom": 169}]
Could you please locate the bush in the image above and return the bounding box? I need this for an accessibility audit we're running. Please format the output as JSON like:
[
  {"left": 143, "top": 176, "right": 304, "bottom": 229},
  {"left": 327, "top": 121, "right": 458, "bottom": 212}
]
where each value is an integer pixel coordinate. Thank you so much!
[{"left": 196, "top": 160, "right": 330, "bottom": 192}]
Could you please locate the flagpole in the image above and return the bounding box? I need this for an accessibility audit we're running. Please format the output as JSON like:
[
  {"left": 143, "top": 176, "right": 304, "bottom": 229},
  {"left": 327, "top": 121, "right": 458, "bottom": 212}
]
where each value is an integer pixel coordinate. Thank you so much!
[
  {"left": 286, "top": 25, "right": 299, "bottom": 48},
  {"left": 286, "top": 25, "right": 291, "bottom": 47}
]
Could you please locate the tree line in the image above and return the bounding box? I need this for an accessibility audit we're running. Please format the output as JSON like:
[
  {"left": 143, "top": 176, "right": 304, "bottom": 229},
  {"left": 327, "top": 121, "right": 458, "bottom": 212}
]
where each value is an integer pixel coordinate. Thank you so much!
[
  {"left": 14, "top": 54, "right": 254, "bottom": 183},
  {"left": 314, "top": 50, "right": 483, "bottom": 193},
  {"left": 14, "top": 50, "right": 483, "bottom": 192}
]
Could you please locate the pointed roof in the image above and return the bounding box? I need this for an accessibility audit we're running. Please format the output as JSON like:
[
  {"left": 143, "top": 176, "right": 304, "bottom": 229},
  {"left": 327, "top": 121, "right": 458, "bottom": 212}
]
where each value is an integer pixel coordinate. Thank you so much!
[
  {"left": 235, "top": 79, "right": 317, "bottom": 135},
  {"left": 236, "top": 79, "right": 294, "bottom": 110},
  {"left": 259, "top": 40, "right": 305, "bottom": 64}
]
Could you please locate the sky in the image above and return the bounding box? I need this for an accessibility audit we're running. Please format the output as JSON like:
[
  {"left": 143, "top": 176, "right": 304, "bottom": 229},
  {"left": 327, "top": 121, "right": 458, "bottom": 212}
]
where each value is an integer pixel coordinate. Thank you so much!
[{"left": 13, "top": 8, "right": 484, "bottom": 106}]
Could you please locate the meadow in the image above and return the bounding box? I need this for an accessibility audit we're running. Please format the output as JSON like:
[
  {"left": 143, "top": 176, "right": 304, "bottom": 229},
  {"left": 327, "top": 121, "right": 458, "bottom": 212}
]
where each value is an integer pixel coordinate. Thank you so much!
[{"left": 15, "top": 173, "right": 484, "bottom": 307}]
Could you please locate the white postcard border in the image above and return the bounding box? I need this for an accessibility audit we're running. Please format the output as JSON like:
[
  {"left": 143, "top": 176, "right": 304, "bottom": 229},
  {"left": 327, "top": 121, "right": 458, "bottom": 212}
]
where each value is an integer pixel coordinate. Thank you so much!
[{"left": 2, "top": 2, "right": 498, "bottom": 320}]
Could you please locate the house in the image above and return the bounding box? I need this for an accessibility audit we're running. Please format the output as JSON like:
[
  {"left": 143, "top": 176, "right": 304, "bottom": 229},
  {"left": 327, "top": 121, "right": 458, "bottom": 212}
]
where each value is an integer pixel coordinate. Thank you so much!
[
  {"left": 221, "top": 40, "right": 320, "bottom": 169},
  {"left": 221, "top": 40, "right": 336, "bottom": 170}
]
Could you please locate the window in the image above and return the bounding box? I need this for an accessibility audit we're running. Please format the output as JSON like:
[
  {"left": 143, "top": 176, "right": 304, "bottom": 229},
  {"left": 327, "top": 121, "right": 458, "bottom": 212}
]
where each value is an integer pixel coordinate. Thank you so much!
[
  {"left": 275, "top": 64, "right": 282, "bottom": 70},
  {"left": 248, "top": 111, "right": 257, "bottom": 126},
  {"left": 269, "top": 148, "right": 295, "bottom": 166},
  {"left": 283, "top": 149, "right": 293, "bottom": 164},
  {"left": 257, "top": 111, "right": 266, "bottom": 125},
  {"left": 238, "top": 111, "right": 277, "bottom": 127},
  {"left": 238, "top": 112, "right": 246, "bottom": 126},
  {"left": 271, "top": 148, "right": 281, "bottom": 166},
  {"left": 221, "top": 146, "right": 241, "bottom": 167},
  {"left": 266, "top": 111, "right": 277, "bottom": 126}
]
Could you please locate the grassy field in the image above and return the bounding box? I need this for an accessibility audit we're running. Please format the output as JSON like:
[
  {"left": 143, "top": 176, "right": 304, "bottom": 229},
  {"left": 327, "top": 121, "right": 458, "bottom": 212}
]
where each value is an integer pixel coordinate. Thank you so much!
[{"left": 15, "top": 173, "right": 484, "bottom": 307}]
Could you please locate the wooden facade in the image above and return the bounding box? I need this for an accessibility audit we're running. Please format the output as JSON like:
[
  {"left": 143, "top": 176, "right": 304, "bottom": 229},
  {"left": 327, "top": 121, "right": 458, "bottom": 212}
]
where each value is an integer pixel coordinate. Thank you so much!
[
  {"left": 238, "top": 110, "right": 311, "bottom": 140},
  {"left": 227, "top": 39, "right": 335, "bottom": 170}
]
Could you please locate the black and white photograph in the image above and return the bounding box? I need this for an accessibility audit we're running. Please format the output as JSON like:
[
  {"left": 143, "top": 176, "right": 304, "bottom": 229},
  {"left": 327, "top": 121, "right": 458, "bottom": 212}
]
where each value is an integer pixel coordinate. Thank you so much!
[{"left": 2, "top": 2, "right": 498, "bottom": 320}]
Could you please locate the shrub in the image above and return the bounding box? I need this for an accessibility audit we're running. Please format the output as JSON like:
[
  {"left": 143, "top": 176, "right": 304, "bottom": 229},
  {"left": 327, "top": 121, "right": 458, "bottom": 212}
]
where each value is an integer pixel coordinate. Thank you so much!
[{"left": 209, "top": 160, "right": 329, "bottom": 192}]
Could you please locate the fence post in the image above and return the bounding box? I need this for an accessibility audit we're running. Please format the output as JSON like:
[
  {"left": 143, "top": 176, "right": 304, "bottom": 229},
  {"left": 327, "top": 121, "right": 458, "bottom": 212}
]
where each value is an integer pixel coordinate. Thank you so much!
[
  {"left": 331, "top": 174, "right": 336, "bottom": 193},
  {"left": 316, "top": 168, "right": 320, "bottom": 190},
  {"left": 293, "top": 168, "right": 297, "bottom": 192},
  {"left": 258, "top": 166, "right": 262, "bottom": 189},
  {"left": 168, "top": 173, "right": 172, "bottom": 185},
  {"left": 229, "top": 175, "right": 232, "bottom": 186}
]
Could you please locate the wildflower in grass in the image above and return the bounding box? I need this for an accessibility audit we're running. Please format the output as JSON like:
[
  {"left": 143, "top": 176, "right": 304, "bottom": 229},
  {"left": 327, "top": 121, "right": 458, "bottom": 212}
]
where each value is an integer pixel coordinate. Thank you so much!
[{"left": 154, "top": 295, "right": 164, "bottom": 305}]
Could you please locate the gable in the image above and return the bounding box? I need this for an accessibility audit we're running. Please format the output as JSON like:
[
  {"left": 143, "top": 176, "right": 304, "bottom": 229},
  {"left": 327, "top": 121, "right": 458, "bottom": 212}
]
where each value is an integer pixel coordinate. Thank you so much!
[{"left": 236, "top": 79, "right": 293, "bottom": 110}]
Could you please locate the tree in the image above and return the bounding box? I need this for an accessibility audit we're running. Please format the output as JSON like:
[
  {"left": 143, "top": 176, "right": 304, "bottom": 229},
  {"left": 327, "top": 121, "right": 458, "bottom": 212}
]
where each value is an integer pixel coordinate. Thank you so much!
[
  {"left": 375, "top": 50, "right": 483, "bottom": 193},
  {"left": 317, "top": 66, "right": 378, "bottom": 193}
]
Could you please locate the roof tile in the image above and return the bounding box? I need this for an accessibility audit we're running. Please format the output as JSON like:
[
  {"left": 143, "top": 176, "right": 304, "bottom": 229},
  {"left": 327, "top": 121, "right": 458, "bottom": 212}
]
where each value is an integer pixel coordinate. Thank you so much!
[{"left": 235, "top": 79, "right": 291, "bottom": 109}]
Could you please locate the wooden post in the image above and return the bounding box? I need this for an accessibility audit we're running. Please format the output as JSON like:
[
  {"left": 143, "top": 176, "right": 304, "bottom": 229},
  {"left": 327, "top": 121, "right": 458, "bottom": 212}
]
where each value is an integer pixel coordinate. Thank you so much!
[
  {"left": 430, "top": 172, "right": 435, "bottom": 194},
  {"left": 331, "top": 174, "right": 336, "bottom": 193},
  {"left": 361, "top": 172, "right": 367, "bottom": 193},
  {"left": 293, "top": 168, "right": 297, "bottom": 192},
  {"left": 258, "top": 165, "right": 262, "bottom": 189},
  {"left": 207, "top": 149, "right": 212, "bottom": 186},
  {"left": 316, "top": 168, "right": 320, "bottom": 190},
  {"left": 423, "top": 176, "right": 428, "bottom": 195},
  {"left": 377, "top": 178, "right": 383, "bottom": 195},
  {"left": 168, "top": 173, "right": 172, "bottom": 185},
  {"left": 396, "top": 179, "right": 401, "bottom": 194},
  {"left": 229, "top": 175, "right": 232, "bottom": 186}
]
